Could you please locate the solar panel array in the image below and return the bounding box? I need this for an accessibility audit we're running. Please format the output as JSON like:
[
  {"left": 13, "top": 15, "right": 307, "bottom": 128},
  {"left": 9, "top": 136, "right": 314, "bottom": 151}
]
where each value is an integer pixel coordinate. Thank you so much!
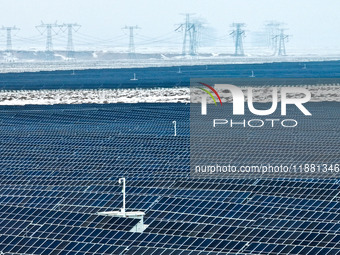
[
  {"left": 0, "top": 103, "right": 339, "bottom": 255},
  {"left": 1, "top": 61, "right": 340, "bottom": 90}
]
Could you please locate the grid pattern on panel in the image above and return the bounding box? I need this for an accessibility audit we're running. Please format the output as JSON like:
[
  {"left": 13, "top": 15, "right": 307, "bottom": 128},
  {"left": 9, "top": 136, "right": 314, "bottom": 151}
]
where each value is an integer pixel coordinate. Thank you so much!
[{"left": 0, "top": 103, "right": 339, "bottom": 255}]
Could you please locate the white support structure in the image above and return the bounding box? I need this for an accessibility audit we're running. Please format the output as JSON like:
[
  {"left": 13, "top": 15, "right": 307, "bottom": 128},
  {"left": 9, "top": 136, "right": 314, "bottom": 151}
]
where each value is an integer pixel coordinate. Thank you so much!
[
  {"left": 172, "top": 121, "right": 177, "bottom": 136},
  {"left": 119, "top": 178, "right": 126, "bottom": 215},
  {"left": 97, "top": 178, "right": 148, "bottom": 233},
  {"left": 96, "top": 211, "right": 147, "bottom": 232},
  {"left": 130, "top": 73, "right": 138, "bottom": 81}
]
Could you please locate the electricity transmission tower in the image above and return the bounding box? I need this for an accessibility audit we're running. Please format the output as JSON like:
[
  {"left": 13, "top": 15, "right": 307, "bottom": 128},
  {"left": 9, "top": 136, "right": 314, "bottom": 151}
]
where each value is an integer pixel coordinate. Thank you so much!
[
  {"left": 179, "top": 13, "right": 193, "bottom": 55},
  {"left": 265, "top": 21, "right": 281, "bottom": 49},
  {"left": 61, "top": 23, "right": 81, "bottom": 59},
  {"left": 36, "top": 22, "right": 60, "bottom": 59},
  {"left": 230, "top": 23, "right": 245, "bottom": 56},
  {"left": 190, "top": 22, "right": 201, "bottom": 55},
  {"left": 274, "top": 29, "right": 289, "bottom": 56},
  {"left": 123, "top": 25, "right": 140, "bottom": 58},
  {"left": 176, "top": 13, "right": 201, "bottom": 56},
  {"left": 1, "top": 26, "right": 19, "bottom": 51}
]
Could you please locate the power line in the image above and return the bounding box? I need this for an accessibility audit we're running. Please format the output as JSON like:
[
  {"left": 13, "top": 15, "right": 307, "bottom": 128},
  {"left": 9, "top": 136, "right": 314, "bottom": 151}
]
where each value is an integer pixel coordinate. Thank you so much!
[
  {"left": 176, "top": 13, "right": 202, "bottom": 56},
  {"left": 230, "top": 23, "right": 245, "bottom": 56},
  {"left": 36, "top": 21, "right": 60, "bottom": 59},
  {"left": 61, "top": 23, "right": 81, "bottom": 59},
  {"left": 122, "top": 25, "right": 140, "bottom": 58},
  {"left": 1, "top": 26, "right": 20, "bottom": 51},
  {"left": 265, "top": 21, "right": 281, "bottom": 49},
  {"left": 274, "top": 28, "right": 289, "bottom": 56}
]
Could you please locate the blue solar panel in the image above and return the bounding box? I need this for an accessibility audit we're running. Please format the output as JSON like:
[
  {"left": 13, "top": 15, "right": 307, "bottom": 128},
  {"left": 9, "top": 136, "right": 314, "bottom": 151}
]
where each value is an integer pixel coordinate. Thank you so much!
[{"left": 0, "top": 101, "right": 339, "bottom": 254}]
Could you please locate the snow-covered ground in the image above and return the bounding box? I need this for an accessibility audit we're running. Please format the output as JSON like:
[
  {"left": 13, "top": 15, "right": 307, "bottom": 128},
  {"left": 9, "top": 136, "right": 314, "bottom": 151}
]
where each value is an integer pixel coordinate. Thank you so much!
[
  {"left": 0, "top": 88, "right": 189, "bottom": 105},
  {"left": 0, "top": 85, "right": 339, "bottom": 106}
]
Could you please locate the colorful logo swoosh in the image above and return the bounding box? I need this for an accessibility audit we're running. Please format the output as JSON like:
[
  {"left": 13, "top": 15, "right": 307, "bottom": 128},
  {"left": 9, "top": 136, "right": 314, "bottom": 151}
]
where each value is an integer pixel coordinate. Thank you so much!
[{"left": 198, "top": 82, "right": 223, "bottom": 106}]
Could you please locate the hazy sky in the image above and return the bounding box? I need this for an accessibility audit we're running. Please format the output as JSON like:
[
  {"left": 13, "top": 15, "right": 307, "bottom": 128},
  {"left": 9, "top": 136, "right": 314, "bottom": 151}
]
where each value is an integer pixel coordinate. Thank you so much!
[{"left": 0, "top": 0, "right": 339, "bottom": 51}]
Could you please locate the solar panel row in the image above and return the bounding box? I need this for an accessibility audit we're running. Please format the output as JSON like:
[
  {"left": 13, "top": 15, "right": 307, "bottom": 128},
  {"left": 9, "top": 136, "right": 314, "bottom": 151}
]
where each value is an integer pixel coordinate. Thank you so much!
[{"left": 0, "top": 103, "right": 339, "bottom": 254}]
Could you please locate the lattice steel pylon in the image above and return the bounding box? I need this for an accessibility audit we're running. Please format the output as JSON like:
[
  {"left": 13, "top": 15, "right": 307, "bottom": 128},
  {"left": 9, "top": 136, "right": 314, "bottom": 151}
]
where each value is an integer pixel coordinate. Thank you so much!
[
  {"left": 265, "top": 21, "right": 281, "bottom": 49},
  {"left": 274, "top": 28, "right": 289, "bottom": 56},
  {"left": 61, "top": 23, "right": 81, "bottom": 59},
  {"left": 122, "top": 25, "right": 140, "bottom": 58},
  {"left": 176, "top": 13, "right": 201, "bottom": 56},
  {"left": 36, "top": 22, "right": 60, "bottom": 59},
  {"left": 1, "top": 26, "right": 19, "bottom": 52},
  {"left": 190, "top": 22, "right": 202, "bottom": 56},
  {"left": 182, "top": 13, "right": 193, "bottom": 55},
  {"left": 230, "top": 23, "right": 245, "bottom": 56}
]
